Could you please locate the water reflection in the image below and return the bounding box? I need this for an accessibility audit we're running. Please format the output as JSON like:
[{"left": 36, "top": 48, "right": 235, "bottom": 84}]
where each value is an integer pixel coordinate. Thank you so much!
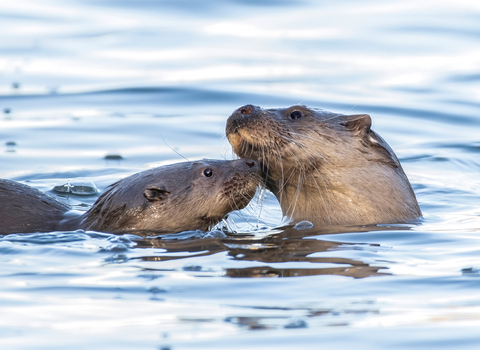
[{"left": 132, "top": 225, "right": 410, "bottom": 278}]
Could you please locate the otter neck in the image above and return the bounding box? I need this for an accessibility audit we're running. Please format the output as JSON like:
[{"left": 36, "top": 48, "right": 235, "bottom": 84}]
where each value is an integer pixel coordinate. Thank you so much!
[{"left": 262, "top": 161, "right": 420, "bottom": 226}]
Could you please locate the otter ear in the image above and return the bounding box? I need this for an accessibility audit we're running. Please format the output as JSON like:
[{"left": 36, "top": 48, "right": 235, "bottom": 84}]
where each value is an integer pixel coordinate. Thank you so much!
[
  {"left": 340, "top": 114, "right": 372, "bottom": 135},
  {"left": 144, "top": 186, "right": 170, "bottom": 202}
]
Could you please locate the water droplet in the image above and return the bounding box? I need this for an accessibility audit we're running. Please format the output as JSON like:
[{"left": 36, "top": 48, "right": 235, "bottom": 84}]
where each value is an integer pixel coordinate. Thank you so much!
[
  {"left": 294, "top": 220, "right": 314, "bottom": 230},
  {"left": 53, "top": 178, "right": 98, "bottom": 195},
  {"left": 284, "top": 318, "right": 308, "bottom": 329},
  {"left": 183, "top": 265, "right": 202, "bottom": 271},
  {"left": 99, "top": 243, "right": 129, "bottom": 252},
  {"left": 203, "top": 230, "right": 227, "bottom": 238}
]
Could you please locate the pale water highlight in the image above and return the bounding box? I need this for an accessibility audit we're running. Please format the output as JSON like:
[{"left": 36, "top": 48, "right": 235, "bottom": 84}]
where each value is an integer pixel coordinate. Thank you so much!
[{"left": 1, "top": 0, "right": 480, "bottom": 349}]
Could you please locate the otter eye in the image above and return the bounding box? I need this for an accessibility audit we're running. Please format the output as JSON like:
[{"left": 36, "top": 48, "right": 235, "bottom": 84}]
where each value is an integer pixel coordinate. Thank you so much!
[
  {"left": 203, "top": 168, "right": 213, "bottom": 177},
  {"left": 290, "top": 111, "right": 303, "bottom": 120}
]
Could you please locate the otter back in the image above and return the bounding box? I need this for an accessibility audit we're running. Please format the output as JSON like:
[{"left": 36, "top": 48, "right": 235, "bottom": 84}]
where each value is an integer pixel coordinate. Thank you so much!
[{"left": 0, "top": 179, "right": 69, "bottom": 234}]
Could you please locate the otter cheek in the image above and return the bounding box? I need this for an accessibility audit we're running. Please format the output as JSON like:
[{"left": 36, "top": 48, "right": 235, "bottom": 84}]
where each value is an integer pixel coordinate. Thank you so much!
[
  {"left": 227, "top": 133, "right": 242, "bottom": 154},
  {"left": 237, "top": 129, "right": 257, "bottom": 145}
]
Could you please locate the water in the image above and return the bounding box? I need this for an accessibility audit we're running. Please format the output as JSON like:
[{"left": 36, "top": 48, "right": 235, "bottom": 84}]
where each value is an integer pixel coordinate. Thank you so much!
[{"left": 1, "top": 0, "right": 480, "bottom": 348}]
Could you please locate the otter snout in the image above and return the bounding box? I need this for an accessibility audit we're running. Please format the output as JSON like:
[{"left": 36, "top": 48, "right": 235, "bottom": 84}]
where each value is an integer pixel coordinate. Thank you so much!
[
  {"left": 226, "top": 105, "right": 264, "bottom": 154},
  {"left": 235, "top": 158, "right": 259, "bottom": 173},
  {"left": 238, "top": 104, "right": 255, "bottom": 115},
  {"left": 226, "top": 104, "right": 261, "bottom": 132}
]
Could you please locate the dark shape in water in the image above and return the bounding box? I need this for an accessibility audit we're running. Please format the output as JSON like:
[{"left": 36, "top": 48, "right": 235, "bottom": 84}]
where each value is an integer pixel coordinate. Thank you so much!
[{"left": 104, "top": 154, "right": 124, "bottom": 160}]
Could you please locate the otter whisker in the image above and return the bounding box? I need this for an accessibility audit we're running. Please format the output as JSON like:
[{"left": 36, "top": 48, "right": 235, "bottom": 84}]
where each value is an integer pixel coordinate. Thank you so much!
[
  {"left": 236, "top": 191, "right": 265, "bottom": 226},
  {"left": 285, "top": 170, "right": 304, "bottom": 220},
  {"left": 310, "top": 166, "right": 333, "bottom": 225},
  {"left": 282, "top": 133, "right": 333, "bottom": 166}
]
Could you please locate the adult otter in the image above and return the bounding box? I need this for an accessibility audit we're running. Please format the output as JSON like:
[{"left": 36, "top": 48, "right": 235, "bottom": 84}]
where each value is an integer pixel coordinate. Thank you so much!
[
  {"left": 226, "top": 105, "right": 421, "bottom": 226},
  {"left": 0, "top": 159, "right": 260, "bottom": 235}
]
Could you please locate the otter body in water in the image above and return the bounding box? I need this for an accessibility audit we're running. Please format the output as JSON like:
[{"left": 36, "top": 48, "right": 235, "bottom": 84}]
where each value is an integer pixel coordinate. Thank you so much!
[
  {"left": 0, "top": 159, "right": 260, "bottom": 235},
  {"left": 226, "top": 105, "right": 421, "bottom": 226}
]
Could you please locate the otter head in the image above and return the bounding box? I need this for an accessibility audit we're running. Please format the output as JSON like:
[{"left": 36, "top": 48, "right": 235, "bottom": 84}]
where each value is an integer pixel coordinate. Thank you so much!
[
  {"left": 80, "top": 159, "right": 260, "bottom": 234},
  {"left": 226, "top": 105, "right": 400, "bottom": 171},
  {"left": 226, "top": 105, "right": 421, "bottom": 226}
]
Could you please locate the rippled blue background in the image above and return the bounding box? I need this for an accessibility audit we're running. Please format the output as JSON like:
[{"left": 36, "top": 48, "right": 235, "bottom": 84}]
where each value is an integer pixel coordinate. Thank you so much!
[{"left": 1, "top": 0, "right": 480, "bottom": 349}]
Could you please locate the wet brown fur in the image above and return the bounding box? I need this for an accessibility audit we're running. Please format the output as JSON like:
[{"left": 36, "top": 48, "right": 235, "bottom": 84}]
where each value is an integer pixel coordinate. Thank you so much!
[
  {"left": 226, "top": 105, "right": 421, "bottom": 226},
  {"left": 0, "top": 179, "right": 69, "bottom": 234},
  {"left": 0, "top": 159, "right": 260, "bottom": 235}
]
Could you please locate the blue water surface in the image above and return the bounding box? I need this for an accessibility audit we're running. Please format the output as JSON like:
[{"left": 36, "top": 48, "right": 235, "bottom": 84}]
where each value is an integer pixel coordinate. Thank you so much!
[{"left": 1, "top": 0, "right": 480, "bottom": 349}]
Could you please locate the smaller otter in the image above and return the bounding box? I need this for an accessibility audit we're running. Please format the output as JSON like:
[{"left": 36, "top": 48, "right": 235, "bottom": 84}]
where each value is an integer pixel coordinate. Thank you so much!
[
  {"left": 226, "top": 105, "right": 421, "bottom": 226},
  {"left": 0, "top": 159, "right": 260, "bottom": 235}
]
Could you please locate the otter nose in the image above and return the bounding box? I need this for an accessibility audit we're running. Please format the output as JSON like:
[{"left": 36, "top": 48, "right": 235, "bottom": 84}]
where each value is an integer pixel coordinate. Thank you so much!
[
  {"left": 238, "top": 104, "right": 255, "bottom": 115},
  {"left": 245, "top": 160, "right": 256, "bottom": 168}
]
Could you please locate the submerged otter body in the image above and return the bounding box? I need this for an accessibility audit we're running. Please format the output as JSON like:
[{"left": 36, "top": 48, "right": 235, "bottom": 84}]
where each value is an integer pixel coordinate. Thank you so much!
[
  {"left": 0, "top": 159, "right": 260, "bottom": 235},
  {"left": 226, "top": 105, "right": 421, "bottom": 226},
  {"left": 0, "top": 180, "right": 70, "bottom": 234}
]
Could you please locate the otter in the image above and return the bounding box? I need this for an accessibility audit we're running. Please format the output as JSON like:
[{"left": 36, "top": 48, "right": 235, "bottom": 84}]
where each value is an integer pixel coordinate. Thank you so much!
[
  {"left": 0, "top": 159, "right": 260, "bottom": 235},
  {"left": 226, "top": 105, "right": 421, "bottom": 226}
]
